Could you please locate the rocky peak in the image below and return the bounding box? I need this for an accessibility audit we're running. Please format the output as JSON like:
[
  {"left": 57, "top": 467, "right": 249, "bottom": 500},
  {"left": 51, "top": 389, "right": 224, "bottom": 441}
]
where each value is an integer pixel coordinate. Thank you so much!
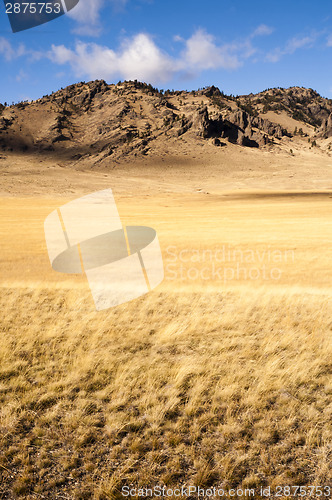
[{"left": 1, "top": 80, "right": 332, "bottom": 165}]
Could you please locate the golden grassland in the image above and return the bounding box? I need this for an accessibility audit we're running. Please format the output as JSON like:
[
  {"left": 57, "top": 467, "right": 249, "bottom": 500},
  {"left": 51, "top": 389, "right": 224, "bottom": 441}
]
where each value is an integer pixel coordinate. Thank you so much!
[{"left": 0, "top": 192, "right": 331, "bottom": 499}]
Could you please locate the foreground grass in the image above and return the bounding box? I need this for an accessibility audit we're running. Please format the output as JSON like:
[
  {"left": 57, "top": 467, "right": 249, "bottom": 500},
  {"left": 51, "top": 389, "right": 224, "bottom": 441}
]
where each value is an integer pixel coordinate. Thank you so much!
[{"left": 0, "top": 285, "right": 331, "bottom": 499}]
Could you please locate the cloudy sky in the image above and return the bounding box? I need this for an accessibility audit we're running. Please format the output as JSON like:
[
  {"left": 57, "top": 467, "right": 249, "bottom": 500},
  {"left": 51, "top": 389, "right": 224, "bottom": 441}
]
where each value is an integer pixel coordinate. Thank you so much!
[{"left": 1, "top": 0, "right": 332, "bottom": 103}]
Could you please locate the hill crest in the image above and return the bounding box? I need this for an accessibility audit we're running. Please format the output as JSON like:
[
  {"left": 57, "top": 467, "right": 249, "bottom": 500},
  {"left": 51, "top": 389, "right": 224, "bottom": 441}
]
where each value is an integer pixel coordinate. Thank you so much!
[{"left": 1, "top": 80, "right": 332, "bottom": 167}]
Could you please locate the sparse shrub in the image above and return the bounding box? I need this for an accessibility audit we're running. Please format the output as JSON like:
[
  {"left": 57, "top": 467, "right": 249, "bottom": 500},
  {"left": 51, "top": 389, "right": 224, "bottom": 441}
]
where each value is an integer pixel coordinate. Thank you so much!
[{"left": 238, "top": 102, "right": 258, "bottom": 117}]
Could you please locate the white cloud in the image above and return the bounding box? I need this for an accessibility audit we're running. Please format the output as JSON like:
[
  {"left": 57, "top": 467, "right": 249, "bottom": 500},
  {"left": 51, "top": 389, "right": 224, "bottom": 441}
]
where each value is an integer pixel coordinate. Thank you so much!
[
  {"left": 67, "top": 0, "right": 128, "bottom": 36},
  {"left": 50, "top": 44, "right": 75, "bottom": 65},
  {"left": 228, "top": 39, "right": 257, "bottom": 59},
  {"left": 0, "top": 23, "right": 277, "bottom": 86},
  {"left": 266, "top": 34, "right": 317, "bottom": 62},
  {"left": 0, "top": 37, "right": 26, "bottom": 61},
  {"left": 16, "top": 69, "right": 28, "bottom": 82},
  {"left": 327, "top": 34, "right": 332, "bottom": 47},
  {"left": 50, "top": 34, "right": 175, "bottom": 82},
  {"left": 67, "top": 0, "right": 104, "bottom": 36},
  {"left": 251, "top": 24, "right": 274, "bottom": 37},
  {"left": 265, "top": 47, "right": 283, "bottom": 63},
  {"left": 180, "top": 29, "right": 241, "bottom": 70},
  {"left": 0, "top": 37, "right": 43, "bottom": 63},
  {"left": 49, "top": 28, "right": 261, "bottom": 83},
  {"left": 68, "top": 0, "right": 103, "bottom": 23},
  {"left": 286, "top": 35, "right": 316, "bottom": 53}
]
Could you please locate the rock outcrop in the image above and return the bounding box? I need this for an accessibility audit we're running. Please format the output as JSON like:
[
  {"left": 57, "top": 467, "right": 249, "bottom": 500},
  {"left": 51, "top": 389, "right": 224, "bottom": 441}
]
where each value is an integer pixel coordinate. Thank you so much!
[
  {"left": 0, "top": 80, "right": 331, "bottom": 165},
  {"left": 316, "top": 113, "right": 332, "bottom": 139}
]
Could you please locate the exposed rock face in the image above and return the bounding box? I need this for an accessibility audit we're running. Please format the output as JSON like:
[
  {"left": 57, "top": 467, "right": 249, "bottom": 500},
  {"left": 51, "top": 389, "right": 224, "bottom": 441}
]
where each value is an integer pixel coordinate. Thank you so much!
[
  {"left": 0, "top": 80, "right": 331, "bottom": 165},
  {"left": 227, "top": 110, "right": 250, "bottom": 131},
  {"left": 203, "top": 85, "right": 222, "bottom": 98},
  {"left": 192, "top": 107, "right": 216, "bottom": 138},
  {"left": 251, "top": 116, "right": 284, "bottom": 139},
  {"left": 191, "top": 107, "right": 283, "bottom": 148},
  {"left": 236, "top": 86, "right": 332, "bottom": 128},
  {"left": 316, "top": 113, "right": 332, "bottom": 138}
]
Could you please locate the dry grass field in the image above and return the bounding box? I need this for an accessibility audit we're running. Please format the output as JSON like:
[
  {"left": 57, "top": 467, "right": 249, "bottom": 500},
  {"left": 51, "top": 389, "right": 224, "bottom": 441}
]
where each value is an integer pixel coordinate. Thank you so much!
[{"left": 0, "top": 148, "right": 331, "bottom": 498}]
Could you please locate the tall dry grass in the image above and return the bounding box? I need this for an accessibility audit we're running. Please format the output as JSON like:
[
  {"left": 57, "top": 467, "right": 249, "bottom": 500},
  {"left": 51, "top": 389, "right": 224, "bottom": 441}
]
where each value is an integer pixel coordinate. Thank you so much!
[
  {"left": 0, "top": 192, "right": 331, "bottom": 498},
  {"left": 0, "top": 284, "right": 331, "bottom": 498}
]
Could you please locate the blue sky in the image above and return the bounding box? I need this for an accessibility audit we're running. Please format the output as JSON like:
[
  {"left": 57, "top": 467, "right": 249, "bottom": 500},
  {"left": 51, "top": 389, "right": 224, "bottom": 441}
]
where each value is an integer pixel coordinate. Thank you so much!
[{"left": 1, "top": 0, "right": 332, "bottom": 103}]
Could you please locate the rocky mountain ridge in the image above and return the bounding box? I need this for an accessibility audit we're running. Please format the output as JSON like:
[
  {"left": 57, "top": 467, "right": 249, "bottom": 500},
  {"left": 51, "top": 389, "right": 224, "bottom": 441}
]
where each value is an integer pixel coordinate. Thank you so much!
[{"left": 1, "top": 80, "right": 332, "bottom": 166}]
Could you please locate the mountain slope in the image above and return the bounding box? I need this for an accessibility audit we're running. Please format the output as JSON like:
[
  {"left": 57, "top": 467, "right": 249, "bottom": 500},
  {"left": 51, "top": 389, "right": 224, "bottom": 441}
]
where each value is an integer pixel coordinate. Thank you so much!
[{"left": 1, "top": 80, "right": 332, "bottom": 167}]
